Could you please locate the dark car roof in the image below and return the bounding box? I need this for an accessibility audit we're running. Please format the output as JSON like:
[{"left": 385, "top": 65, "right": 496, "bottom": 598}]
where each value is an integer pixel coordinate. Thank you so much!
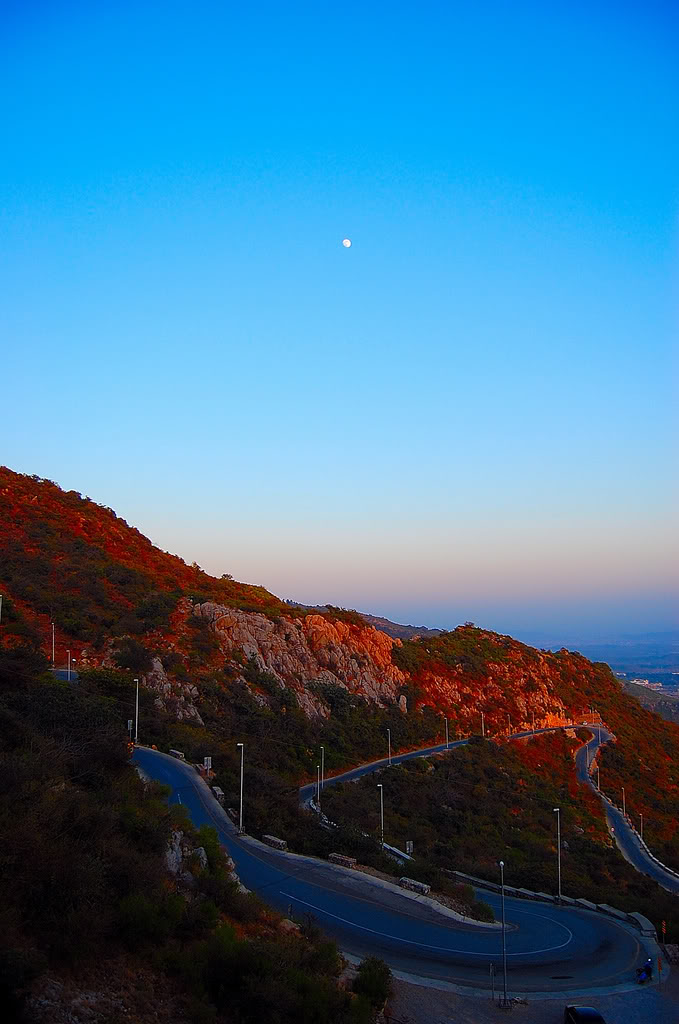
[{"left": 566, "top": 1008, "right": 606, "bottom": 1022}]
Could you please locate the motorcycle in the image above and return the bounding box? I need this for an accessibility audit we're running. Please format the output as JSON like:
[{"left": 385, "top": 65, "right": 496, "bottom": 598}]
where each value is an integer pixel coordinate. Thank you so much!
[{"left": 636, "top": 959, "right": 654, "bottom": 984}]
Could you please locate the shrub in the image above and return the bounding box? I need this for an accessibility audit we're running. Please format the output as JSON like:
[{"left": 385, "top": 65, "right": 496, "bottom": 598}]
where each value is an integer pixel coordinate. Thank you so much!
[
  {"left": 113, "top": 637, "right": 153, "bottom": 672},
  {"left": 470, "top": 899, "right": 495, "bottom": 922},
  {"left": 353, "top": 957, "right": 392, "bottom": 1008}
]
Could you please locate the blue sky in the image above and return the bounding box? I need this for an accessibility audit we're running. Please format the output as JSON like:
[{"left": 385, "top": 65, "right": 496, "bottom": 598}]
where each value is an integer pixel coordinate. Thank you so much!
[{"left": 2, "top": 0, "right": 677, "bottom": 637}]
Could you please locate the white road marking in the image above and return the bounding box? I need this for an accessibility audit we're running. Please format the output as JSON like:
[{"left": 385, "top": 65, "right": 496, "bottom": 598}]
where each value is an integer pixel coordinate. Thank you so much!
[{"left": 280, "top": 893, "right": 574, "bottom": 956}]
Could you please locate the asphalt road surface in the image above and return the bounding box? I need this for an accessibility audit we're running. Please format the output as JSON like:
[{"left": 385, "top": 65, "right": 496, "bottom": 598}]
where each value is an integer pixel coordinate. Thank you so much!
[
  {"left": 576, "top": 730, "right": 679, "bottom": 896},
  {"left": 134, "top": 745, "right": 653, "bottom": 995},
  {"left": 305, "top": 724, "right": 679, "bottom": 896},
  {"left": 300, "top": 725, "right": 594, "bottom": 807}
]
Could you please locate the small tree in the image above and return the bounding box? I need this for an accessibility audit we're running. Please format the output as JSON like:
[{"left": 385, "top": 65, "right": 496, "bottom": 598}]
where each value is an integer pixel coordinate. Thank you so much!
[{"left": 353, "top": 957, "right": 392, "bottom": 1009}]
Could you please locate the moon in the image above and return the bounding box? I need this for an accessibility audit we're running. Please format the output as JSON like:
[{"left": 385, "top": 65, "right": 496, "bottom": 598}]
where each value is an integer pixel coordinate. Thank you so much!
[{"left": 342, "top": 238, "right": 352, "bottom": 248}]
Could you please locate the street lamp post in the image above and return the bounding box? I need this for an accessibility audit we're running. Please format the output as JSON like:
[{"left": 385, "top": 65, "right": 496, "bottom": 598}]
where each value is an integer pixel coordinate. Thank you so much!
[
  {"left": 387, "top": 728, "right": 391, "bottom": 766},
  {"left": 444, "top": 717, "right": 449, "bottom": 749},
  {"left": 237, "top": 743, "right": 244, "bottom": 833},
  {"left": 67, "top": 649, "right": 72, "bottom": 682},
  {"left": 377, "top": 783, "right": 384, "bottom": 848},
  {"left": 320, "top": 746, "right": 325, "bottom": 791},
  {"left": 134, "top": 677, "right": 139, "bottom": 743},
  {"left": 499, "top": 861, "right": 509, "bottom": 1008},
  {"left": 481, "top": 711, "right": 485, "bottom": 738},
  {"left": 622, "top": 787, "right": 626, "bottom": 818},
  {"left": 640, "top": 813, "right": 644, "bottom": 842},
  {"left": 553, "top": 808, "right": 562, "bottom": 902},
  {"left": 51, "top": 622, "right": 55, "bottom": 666},
  {"left": 531, "top": 710, "right": 535, "bottom": 734},
  {"left": 507, "top": 714, "right": 511, "bottom": 736},
  {"left": 316, "top": 764, "right": 321, "bottom": 807}
]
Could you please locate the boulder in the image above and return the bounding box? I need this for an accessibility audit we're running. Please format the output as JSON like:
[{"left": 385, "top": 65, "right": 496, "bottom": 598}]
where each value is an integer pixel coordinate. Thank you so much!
[{"left": 279, "top": 918, "right": 301, "bottom": 934}]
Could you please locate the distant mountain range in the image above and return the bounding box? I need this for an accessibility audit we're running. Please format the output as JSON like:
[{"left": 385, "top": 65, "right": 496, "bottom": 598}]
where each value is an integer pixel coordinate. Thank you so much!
[
  {"left": 517, "top": 631, "right": 679, "bottom": 678},
  {"left": 285, "top": 601, "right": 444, "bottom": 640}
]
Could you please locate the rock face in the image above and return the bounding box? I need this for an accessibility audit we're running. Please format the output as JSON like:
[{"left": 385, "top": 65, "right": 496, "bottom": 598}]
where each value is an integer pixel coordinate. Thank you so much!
[
  {"left": 193, "top": 603, "right": 406, "bottom": 715},
  {"left": 145, "top": 656, "right": 204, "bottom": 725},
  {"left": 153, "top": 603, "right": 575, "bottom": 733},
  {"left": 165, "top": 830, "right": 208, "bottom": 884}
]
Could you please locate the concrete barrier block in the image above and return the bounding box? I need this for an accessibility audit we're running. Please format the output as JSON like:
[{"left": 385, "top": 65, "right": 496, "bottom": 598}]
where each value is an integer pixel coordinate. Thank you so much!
[
  {"left": 399, "top": 877, "right": 431, "bottom": 895},
  {"left": 518, "top": 888, "right": 537, "bottom": 900},
  {"left": 628, "top": 912, "right": 657, "bottom": 937},
  {"left": 262, "top": 834, "right": 288, "bottom": 851},
  {"left": 329, "top": 852, "right": 357, "bottom": 868},
  {"left": 558, "top": 895, "right": 576, "bottom": 905},
  {"left": 597, "top": 903, "right": 628, "bottom": 921},
  {"left": 575, "top": 898, "right": 598, "bottom": 911},
  {"left": 536, "top": 892, "right": 556, "bottom": 902}
]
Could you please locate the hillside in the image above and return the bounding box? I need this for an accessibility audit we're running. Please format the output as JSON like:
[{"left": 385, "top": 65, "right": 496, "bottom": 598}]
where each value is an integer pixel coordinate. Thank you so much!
[
  {"left": 0, "top": 646, "right": 388, "bottom": 1024},
  {"left": 321, "top": 728, "right": 679, "bottom": 939},
  {"left": 622, "top": 678, "right": 679, "bottom": 725},
  {"left": 0, "top": 467, "right": 582, "bottom": 731},
  {"left": 1, "top": 465, "right": 678, "bottom": 871}
]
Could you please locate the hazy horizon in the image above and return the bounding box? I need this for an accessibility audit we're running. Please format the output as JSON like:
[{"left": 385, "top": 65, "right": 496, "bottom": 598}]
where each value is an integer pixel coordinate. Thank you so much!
[{"left": 3, "top": 1, "right": 677, "bottom": 638}]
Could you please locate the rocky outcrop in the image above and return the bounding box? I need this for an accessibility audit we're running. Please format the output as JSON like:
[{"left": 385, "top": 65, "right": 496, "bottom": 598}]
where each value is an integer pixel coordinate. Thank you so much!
[
  {"left": 166, "top": 830, "right": 208, "bottom": 884},
  {"left": 145, "top": 656, "right": 204, "bottom": 725},
  {"left": 169, "top": 603, "right": 580, "bottom": 733},
  {"left": 193, "top": 603, "right": 406, "bottom": 713}
]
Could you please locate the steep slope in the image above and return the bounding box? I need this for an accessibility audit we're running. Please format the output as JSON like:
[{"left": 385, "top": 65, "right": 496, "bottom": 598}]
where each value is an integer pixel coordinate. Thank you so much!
[
  {"left": 1, "top": 465, "right": 678, "bottom": 869},
  {"left": 622, "top": 678, "right": 679, "bottom": 725},
  {"left": 1, "top": 466, "right": 574, "bottom": 731}
]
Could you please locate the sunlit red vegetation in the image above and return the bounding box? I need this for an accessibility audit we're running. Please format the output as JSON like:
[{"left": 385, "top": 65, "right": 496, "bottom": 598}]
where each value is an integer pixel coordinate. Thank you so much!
[
  {"left": 397, "top": 630, "right": 679, "bottom": 874},
  {"left": 321, "top": 729, "right": 679, "bottom": 936},
  {"left": 2, "top": 464, "right": 678, "bottom": 876},
  {"left": 0, "top": 467, "right": 325, "bottom": 656}
]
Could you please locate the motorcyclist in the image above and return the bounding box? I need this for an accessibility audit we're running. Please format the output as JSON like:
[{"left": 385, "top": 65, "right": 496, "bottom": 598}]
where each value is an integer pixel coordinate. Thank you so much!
[{"left": 636, "top": 958, "right": 653, "bottom": 983}]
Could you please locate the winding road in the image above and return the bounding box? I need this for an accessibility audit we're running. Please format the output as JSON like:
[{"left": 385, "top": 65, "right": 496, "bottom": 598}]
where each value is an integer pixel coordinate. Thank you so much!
[
  {"left": 134, "top": 731, "right": 658, "bottom": 996},
  {"left": 576, "top": 730, "right": 679, "bottom": 896},
  {"left": 300, "top": 725, "right": 597, "bottom": 807}
]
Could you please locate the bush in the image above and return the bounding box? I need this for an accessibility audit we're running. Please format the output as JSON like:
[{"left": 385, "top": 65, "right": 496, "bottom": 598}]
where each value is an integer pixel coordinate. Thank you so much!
[
  {"left": 118, "top": 891, "right": 184, "bottom": 946},
  {"left": 113, "top": 637, "right": 153, "bottom": 672},
  {"left": 470, "top": 899, "right": 495, "bottom": 922},
  {"left": 352, "top": 957, "right": 392, "bottom": 1008}
]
